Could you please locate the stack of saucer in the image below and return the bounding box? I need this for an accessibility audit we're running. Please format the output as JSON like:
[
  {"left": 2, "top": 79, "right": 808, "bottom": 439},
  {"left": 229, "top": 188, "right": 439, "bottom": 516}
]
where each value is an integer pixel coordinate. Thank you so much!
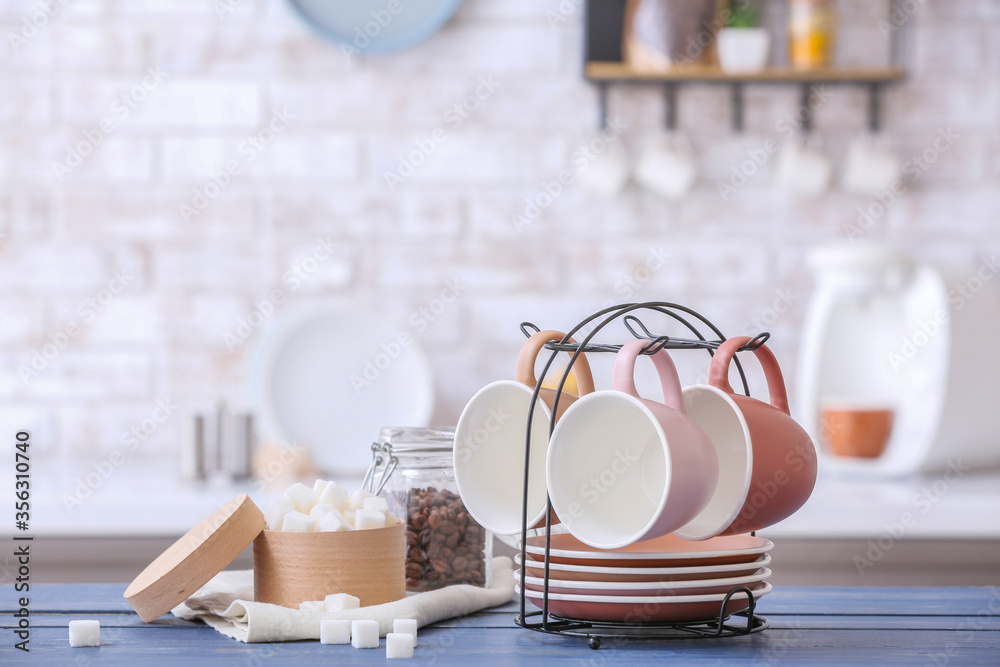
[{"left": 515, "top": 532, "right": 773, "bottom": 623}]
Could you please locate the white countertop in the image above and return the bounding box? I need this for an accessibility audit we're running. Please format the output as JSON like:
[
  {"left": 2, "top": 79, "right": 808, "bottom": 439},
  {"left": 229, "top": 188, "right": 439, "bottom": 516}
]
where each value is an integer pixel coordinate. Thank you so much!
[{"left": 6, "top": 459, "right": 1000, "bottom": 540}]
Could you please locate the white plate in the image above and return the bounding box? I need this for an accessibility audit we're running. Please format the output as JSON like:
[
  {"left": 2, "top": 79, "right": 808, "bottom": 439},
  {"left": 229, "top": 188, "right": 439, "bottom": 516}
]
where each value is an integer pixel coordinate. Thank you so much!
[
  {"left": 519, "top": 582, "right": 772, "bottom": 623},
  {"left": 514, "top": 553, "right": 772, "bottom": 583},
  {"left": 288, "top": 0, "right": 463, "bottom": 55},
  {"left": 515, "top": 568, "right": 770, "bottom": 597},
  {"left": 248, "top": 306, "right": 434, "bottom": 473}
]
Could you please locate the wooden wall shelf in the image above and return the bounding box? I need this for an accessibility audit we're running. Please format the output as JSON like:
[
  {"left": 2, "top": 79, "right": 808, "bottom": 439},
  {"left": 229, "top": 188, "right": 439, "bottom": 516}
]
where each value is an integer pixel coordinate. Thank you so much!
[
  {"left": 585, "top": 63, "right": 906, "bottom": 85},
  {"left": 583, "top": 0, "right": 908, "bottom": 132}
]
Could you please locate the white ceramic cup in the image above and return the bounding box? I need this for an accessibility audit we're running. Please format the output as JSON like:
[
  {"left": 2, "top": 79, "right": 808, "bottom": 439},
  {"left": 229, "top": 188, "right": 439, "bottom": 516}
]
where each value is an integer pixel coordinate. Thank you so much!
[
  {"left": 774, "top": 139, "right": 832, "bottom": 196},
  {"left": 577, "top": 134, "right": 631, "bottom": 198},
  {"left": 841, "top": 135, "right": 901, "bottom": 194},
  {"left": 633, "top": 133, "right": 697, "bottom": 200},
  {"left": 454, "top": 331, "right": 596, "bottom": 537},
  {"left": 546, "top": 340, "right": 718, "bottom": 550}
]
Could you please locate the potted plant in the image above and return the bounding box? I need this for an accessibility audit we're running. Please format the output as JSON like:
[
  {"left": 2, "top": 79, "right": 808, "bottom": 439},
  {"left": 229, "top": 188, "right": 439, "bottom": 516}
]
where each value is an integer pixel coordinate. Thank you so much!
[{"left": 717, "top": 1, "right": 770, "bottom": 74}]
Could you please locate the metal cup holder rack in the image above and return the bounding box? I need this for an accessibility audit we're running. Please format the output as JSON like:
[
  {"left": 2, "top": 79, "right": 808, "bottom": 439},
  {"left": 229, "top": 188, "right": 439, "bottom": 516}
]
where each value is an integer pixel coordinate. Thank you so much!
[{"left": 513, "top": 301, "right": 771, "bottom": 648}]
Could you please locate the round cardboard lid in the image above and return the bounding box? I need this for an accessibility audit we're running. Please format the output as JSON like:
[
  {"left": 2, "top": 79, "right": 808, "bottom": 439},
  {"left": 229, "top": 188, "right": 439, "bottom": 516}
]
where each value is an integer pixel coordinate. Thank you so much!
[{"left": 124, "top": 493, "right": 265, "bottom": 622}]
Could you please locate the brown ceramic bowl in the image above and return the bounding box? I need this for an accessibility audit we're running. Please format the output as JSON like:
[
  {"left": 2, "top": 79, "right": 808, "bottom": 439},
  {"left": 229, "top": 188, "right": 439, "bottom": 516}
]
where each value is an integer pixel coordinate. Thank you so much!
[{"left": 821, "top": 405, "right": 894, "bottom": 458}]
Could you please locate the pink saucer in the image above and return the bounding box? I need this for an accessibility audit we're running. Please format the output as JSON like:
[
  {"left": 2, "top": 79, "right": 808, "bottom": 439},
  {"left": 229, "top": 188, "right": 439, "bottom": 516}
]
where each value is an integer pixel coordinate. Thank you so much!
[
  {"left": 520, "top": 582, "right": 772, "bottom": 623},
  {"left": 521, "top": 532, "right": 772, "bottom": 568}
]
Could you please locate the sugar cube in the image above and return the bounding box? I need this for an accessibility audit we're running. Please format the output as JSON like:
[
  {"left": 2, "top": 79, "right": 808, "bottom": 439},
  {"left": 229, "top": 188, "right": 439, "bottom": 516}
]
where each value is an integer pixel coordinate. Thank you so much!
[
  {"left": 313, "top": 479, "right": 330, "bottom": 495},
  {"left": 345, "top": 488, "right": 374, "bottom": 510},
  {"left": 69, "top": 620, "right": 100, "bottom": 647},
  {"left": 281, "top": 511, "right": 317, "bottom": 532},
  {"left": 324, "top": 593, "right": 360, "bottom": 612},
  {"left": 353, "top": 509, "right": 386, "bottom": 530},
  {"left": 317, "top": 510, "right": 353, "bottom": 532},
  {"left": 264, "top": 497, "right": 295, "bottom": 531},
  {"left": 362, "top": 496, "right": 389, "bottom": 513},
  {"left": 351, "top": 619, "right": 379, "bottom": 649},
  {"left": 309, "top": 503, "right": 337, "bottom": 519},
  {"left": 342, "top": 508, "right": 356, "bottom": 525},
  {"left": 320, "top": 619, "right": 351, "bottom": 645},
  {"left": 284, "top": 482, "right": 316, "bottom": 514},
  {"left": 386, "top": 632, "right": 414, "bottom": 658},
  {"left": 299, "top": 600, "right": 325, "bottom": 613},
  {"left": 317, "top": 481, "right": 348, "bottom": 509},
  {"left": 393, "top": 619, "right": 418, "bottom": 646}
]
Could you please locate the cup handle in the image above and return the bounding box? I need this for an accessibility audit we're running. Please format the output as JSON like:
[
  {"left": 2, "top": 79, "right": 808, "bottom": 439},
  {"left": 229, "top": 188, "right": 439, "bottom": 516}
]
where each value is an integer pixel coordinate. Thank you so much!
[
  {"left": 708, "top": 336, "right": 790, "bottom": 415},
  {"left": 611, "top": 339, "right": 685, "bottom": 413},
  {"left": 514, "top": 330, "right": 596, "bottom": 396}
]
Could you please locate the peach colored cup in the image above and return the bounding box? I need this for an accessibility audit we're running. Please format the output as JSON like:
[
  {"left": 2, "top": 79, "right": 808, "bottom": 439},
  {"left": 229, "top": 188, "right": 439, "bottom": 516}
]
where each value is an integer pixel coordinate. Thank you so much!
[
  {"left": 821, "top": 405, "right": 894, "bottom": 458},
  {"left": 454, "top": 330, "right": 595, "bottom": 536},
  {"left": 677, "top": 337, "right": 818, "bottom": 540},
  {"left": 546, "top": 340, "right": 718, "bottom": 550}
]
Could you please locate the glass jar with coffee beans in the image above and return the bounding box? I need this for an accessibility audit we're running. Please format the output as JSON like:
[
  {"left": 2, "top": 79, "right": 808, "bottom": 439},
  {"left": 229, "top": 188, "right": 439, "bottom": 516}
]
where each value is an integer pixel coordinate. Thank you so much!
[{"left": 373, "top": 427, "right": 492, "bottom": 592}]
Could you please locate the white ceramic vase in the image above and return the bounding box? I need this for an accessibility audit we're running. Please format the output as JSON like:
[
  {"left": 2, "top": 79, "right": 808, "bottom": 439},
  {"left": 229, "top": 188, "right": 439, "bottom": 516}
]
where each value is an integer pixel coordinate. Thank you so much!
[{"left": 717, "top": 27, "right": 770, "bottom": 74}]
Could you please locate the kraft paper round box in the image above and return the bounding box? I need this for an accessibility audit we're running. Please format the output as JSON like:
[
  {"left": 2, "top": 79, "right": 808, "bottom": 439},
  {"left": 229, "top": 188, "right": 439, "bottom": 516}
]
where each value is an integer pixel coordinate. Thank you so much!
[
  {"left": 124, "top": 494, "right": 405, "bottom": 622},
  {"left": 253, "top": 521, "right": 405, "bottom": 608}
]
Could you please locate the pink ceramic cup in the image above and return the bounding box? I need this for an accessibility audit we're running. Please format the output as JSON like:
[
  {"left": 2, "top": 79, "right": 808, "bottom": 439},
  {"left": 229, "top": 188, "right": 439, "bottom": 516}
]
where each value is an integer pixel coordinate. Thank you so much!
[
  {"left": 677, "top": 337, "right": 818, "bottom": 540},
  {"left": 547, "top": 340, "right": 719, "bottom": 550}
]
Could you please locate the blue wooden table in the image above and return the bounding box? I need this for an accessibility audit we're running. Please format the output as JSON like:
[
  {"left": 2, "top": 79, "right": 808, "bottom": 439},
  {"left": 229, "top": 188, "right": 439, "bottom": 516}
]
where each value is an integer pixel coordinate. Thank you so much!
[{"left": 4, "top": 585, "right": 999, "bottom": 664}]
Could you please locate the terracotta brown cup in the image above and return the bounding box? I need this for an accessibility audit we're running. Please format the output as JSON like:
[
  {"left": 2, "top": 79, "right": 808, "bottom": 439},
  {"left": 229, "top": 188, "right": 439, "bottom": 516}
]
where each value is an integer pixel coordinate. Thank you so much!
[
  {"left": 821, "top": 404, "right": 894, "bottom": 458},
  {"left": 677, "top": 337, "right": 818, "bottom": 540},
  {"left": 455, "top": 330, "right": 595, "bottom": 536},
  {"left": 253, "top": 519, "right": 405, "bottom": 609},
  {"left": 547, "top": 340, "right": 718, "bottom": 550}
]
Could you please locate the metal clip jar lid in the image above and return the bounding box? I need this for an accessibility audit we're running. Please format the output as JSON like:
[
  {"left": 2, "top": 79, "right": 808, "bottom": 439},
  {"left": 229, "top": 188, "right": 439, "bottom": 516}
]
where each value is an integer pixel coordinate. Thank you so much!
[{"left": 363, "top": 427, "right": 455, "bottom": 494}]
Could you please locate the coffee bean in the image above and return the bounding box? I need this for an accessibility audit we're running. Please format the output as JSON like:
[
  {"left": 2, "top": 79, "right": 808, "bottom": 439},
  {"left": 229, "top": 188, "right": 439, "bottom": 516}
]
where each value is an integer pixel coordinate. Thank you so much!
[{"left": 398, "top": 486, "right": 489, "bottom": 593}]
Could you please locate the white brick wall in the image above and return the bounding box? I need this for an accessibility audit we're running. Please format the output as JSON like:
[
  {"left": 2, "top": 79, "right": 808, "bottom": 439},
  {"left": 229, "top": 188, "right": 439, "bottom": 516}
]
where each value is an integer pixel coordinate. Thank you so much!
[{"left": 1, "top": 0, "right": 998, "bottom": 466}]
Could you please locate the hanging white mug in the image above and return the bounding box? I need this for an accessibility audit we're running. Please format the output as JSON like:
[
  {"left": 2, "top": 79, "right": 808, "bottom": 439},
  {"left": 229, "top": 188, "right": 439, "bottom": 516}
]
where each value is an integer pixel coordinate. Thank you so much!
[
  {"left": 774, "top": 137, "right": 832, "bottom": 197},
  {"left": 633, "top": 132, "right": 697, "bottom": 200}
]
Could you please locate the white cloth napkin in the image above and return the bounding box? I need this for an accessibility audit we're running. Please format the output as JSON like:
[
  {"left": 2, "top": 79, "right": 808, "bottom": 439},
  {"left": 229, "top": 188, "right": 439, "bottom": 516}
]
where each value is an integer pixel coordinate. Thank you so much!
[{"left": 171, "top": 557, "right": 514, "bottom": 643}]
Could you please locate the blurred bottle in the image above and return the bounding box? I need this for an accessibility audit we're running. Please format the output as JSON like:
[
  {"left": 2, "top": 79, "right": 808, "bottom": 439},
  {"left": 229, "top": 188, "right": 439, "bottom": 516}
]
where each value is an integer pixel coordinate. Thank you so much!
[{"left": 788, "top": 0, "right": 835, "bottom": 69}]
